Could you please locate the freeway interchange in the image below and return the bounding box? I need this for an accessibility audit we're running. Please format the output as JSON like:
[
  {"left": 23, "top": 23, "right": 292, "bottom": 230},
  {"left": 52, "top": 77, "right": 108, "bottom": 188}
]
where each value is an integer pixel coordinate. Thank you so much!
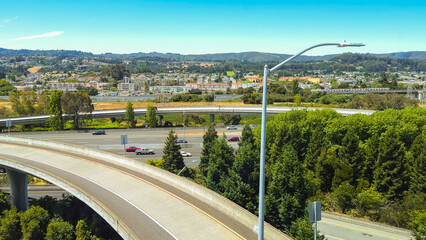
[{"left": 1, "top": 127, "right": 412, "bottom": 240}]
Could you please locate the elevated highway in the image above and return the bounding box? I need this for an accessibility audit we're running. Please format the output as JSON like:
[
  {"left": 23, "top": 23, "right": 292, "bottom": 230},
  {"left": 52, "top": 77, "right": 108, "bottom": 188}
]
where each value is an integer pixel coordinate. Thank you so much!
[
  {"left": 0, "top": 106, "right": 376, "bottom": 127},
  {"left": 0, "top": 136, "right": 289, "bottom": 240}
]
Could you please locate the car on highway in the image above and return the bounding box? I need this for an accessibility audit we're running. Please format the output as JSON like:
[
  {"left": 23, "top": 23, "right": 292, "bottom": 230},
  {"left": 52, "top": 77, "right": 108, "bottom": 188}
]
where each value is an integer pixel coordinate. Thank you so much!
[
  {"left": 180, "top": 151, "right": 192, "bottom": 157},
  {"left": 136, "top": 148, "right": 155, "bottom": 155},
  {"left": 176, "top": 139, "right": 188, "bottom": 143},
  {"left": 92, "top": 130, "right": 106, "bottom": 135},
  {"left": 226, "top": 125, "right": 237, "bottom": 130},
  {"left": 227, "top": 136, "right": 240, "bottom": 142},
  {"left": 126, "top": 146, "right": 139, "bottom": 152}
]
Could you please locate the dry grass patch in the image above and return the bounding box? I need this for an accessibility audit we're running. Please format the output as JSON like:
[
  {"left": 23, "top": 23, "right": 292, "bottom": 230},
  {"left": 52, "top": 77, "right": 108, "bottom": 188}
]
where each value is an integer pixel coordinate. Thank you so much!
[
  {"left": 93, "top": 101, "right": 247, "bottom": 110},
  {"left": 0, "top": 102, "right": 11, "bottom": 110},
  {"left": 27, "top": 66, "right": 43, "bottom": 74}
]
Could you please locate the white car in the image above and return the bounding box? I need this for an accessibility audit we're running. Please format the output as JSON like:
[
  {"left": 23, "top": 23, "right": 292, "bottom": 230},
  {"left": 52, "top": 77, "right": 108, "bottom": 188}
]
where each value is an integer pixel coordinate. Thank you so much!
[
  {"left": 136, "top": 148, "right": 155, "bottom": 155},
  {"left": 180, "top": 151, "right": 192, "bottom": 157},
  {"left": 226, "top": 125, "right": 237, "bottom": 130}
]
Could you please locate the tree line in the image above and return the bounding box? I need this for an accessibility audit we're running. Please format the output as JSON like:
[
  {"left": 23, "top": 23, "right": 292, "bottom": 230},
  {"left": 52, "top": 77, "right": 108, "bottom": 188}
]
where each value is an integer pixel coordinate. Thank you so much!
[
  {"left": 154, "top": 107, "right": 425, "bottom": 239},
  {"left": 0, "top": 192, "right": 120, "bottom": 240},
  {"left": 7, "top": 90, "right": 94, "bottom": 130}
]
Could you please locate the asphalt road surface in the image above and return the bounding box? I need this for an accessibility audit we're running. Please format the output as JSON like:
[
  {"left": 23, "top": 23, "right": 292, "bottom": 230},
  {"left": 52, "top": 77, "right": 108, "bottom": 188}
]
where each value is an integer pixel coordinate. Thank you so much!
[{"left": 13, "top": 126, "right": 241, "bottom": 168}]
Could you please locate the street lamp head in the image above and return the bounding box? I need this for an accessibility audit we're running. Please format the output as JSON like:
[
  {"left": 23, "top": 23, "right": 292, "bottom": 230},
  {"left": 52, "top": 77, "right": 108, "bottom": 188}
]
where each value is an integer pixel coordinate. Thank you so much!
[{"left": 338, "top": 40, "right": 365, "bottom": 47}]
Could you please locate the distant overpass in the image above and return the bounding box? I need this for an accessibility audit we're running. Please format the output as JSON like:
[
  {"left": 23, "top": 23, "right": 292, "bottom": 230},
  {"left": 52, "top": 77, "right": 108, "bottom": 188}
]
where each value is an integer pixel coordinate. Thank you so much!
[
  {"left": 0, "top": 106, "right": 376, "bottom": 127},
  {"left": 0, "top": 136, "right": 290, "bottom": 240}
]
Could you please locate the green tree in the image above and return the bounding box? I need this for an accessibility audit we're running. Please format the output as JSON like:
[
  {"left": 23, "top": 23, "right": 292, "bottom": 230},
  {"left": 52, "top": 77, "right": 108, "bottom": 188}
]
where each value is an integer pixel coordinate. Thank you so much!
[
  {"left": 219, "top": 114, "right": 241, "bottom": 125},
  {"left": 162, "top": 129, "right": 185, "bottom": 173},
  {"left": 291, "top": 79, "right": 299, "bottom": 96},
  {"left": 47, "top": 90, "right": 63, "bottom": 130},
  {"left": 354, "top": 186, "right": 385, "bottom": 220},
  {"left": 407, "top": 131, "right": 426, "bottom": 193},
  {"left": 0, "top": 192, "right": 11, "bottom": 214},
  {"left": 101, "top": 64, "right": 128, "bottom": 80},
  {"left": 0, "top": 207, "right": 22, "bottom": 240},
  {"left": 45, "top": 218, "right": 74, "bottom": 240},
  {"left": 265, "top": 145, "right": 313, "bottom": 230},
  {"left": 204, "top": 137, "right": 235, "bottom": 193},
  {"left": 288, "top": 217, "right": 319, "bottom": 240},
  {"left": 409, "top": 210, "right": 426, "bottom": 240},
  {"left": 199, "top": 124, "right": 218, "bottom": 176},
  {"left": 9, "top": 91, "right": 37, "bottom": 116},
  {"left": 145, "top": 104, "right": 157, "bottom": 128},
  {"left": 373, "top": 128, "right": 409, "bottom": 200},
  {"left": 125, "top": 101, "right": 136, "bottom": 128},
  {"left": 75, "top": 220, "right": 91, "bottom": 240},
  {"left": 61, "top": 91, "right": 94, "bottom": 129},
  {"left": 75, "top": 220, "right": 100, "bottom": 240},
  {"left": 20, "top": 206, "right": 50, "bottom": 240},
  {"left": 223, "top": 125, "right": 259, "bottom": 212}
]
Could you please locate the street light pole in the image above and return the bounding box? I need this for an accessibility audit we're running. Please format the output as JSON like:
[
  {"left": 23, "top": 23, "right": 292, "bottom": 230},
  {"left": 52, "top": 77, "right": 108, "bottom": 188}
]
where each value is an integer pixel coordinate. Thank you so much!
[{"left": 257, "top": 41, "right": 364, "bottom": 240}]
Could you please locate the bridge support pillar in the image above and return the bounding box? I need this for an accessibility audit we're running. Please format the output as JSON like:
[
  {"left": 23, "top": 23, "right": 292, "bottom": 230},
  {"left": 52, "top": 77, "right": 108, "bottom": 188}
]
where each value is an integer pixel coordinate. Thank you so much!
[
  {"left": 210, "top": 114, "right": 215, "bottom": 123},
  {"left": 6, "top": 169, "right": 28, "bottom": 211}
]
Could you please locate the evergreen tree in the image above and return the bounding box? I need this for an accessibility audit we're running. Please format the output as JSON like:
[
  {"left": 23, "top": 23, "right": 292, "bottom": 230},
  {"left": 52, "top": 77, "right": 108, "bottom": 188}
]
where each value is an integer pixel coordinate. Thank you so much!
[
  {"left": 145, "top": 104, "right": 157, "bottom": 128},
  {"left": 205, "top": 137, "right": 235, "bottom": 193},
  {"left": 374, "top": 128, "right": 409, "bottom": 200},
  {"left": 124, "top": 101, "right": 136, "bottom": 128},
  {"left": 407, "top": 131, "right": 426, "bottom": 193},
  {"left": 199, "top": 124, "right": 218, "bottom": 176},
  {"left": 45, "top": 218, "right": 74, "bottom": 240},
  {"left": 0, "top": 207, "right": 22, "bottom": 240},
  {"left": 162, "top": 129, "right": 185, "bottom": 173},
  {"left": 238, "top": 124, "right": 254, "bottom": 147},
  {"left": 265, "top": 145, "right": 313, "bottom": 230},
  {"left": 223, "top": 125, "right": 259, "bottom": 212},
  {"left": 47, "top": 90, "right": 63, "bottom": 130}
]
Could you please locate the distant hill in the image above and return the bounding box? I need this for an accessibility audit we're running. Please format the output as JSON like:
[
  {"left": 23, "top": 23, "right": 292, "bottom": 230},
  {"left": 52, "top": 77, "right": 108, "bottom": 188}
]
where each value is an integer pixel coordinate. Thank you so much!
[
  {"left": 97, "top": 51, "right": 337, "bottom": 62},
  {"left": 1, "top": 47, "right": 425, "bottom": 62},
  {"left": 0, "top": 48, "right": 92, "bottom": 57}
]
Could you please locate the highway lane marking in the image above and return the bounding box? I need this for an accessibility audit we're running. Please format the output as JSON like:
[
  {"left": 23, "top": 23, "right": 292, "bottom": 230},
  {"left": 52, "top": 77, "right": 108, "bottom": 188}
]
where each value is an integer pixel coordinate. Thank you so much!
[
  {"left": 322, "top": 220, "right": 402, "bottom": 240},
  {"left": 323, "top": 235, "right": 345, "bottom": 240},
  {"left": 0, "top": 154, "right": 176, "bottom": 240},
  {"left": 53, "top": 149, "right": 247, "bottom": 240},
  {"left": 0, "top": 143, "right": 247, "bottom": 240}
]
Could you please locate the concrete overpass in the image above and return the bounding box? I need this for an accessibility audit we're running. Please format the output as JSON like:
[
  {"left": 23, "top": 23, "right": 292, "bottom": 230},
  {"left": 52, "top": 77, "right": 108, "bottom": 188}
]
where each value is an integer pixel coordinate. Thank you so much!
[
  {"left": 0, "top": 136, "right": 290, "bottom": 240},
  {"left": 0, "top": 106, "right": 376, "bottom": 127}
]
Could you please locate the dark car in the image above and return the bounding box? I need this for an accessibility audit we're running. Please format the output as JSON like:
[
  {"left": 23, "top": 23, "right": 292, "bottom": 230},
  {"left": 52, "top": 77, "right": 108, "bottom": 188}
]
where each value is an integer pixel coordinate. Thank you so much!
[
  {"left": 92, "top": 130, "right": 106, "bottom": 135},
  {"left": 176, "top": 139, "right": 188, "bottom": 143},
  {"left": 227, "top": 136, "right": 240, "bottom": 142}
]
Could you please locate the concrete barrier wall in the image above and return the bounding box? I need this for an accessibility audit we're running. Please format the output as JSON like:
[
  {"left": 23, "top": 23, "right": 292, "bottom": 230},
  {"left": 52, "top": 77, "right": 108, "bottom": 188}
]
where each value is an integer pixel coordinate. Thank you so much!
[
  {"left": 0, "top": 135, "right": 291, "bottom": 240},
  {"left": 0, "top": 155, "right": 135, "bottom": 240}
]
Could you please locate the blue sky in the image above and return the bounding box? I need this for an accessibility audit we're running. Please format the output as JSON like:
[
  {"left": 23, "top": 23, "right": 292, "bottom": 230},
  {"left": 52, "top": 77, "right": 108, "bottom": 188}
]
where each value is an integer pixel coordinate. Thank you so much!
[{"left": 1, "top": 0, "right": 425, "bottom": 55}]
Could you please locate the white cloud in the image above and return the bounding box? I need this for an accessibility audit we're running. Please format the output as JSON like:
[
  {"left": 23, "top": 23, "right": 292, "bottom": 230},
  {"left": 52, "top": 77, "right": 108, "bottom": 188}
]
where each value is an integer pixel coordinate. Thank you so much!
[
  {"left": 1, "top": 16, "right": 17, "bottom": 28},
  {"left": 1, "top": 16, "right": 18, "bottom": 25},
  {"left": 11, "top": 31, "right": 64, "bottom": 41}
]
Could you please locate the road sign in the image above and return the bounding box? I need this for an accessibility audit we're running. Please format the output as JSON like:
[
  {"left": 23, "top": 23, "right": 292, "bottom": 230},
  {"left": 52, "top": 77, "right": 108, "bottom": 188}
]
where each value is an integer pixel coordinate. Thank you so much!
[
  {"left": 121, "top": 135, "right": 128, "bottom": 145},
  {"left": 309, "top": 201, "right": 321, "bottom": 240},
  {"left": 309, "top": 201, "right": 321, "bottom": 222},
  {"left": 6, "top": 120, "right": 11, "bottom": 128}
]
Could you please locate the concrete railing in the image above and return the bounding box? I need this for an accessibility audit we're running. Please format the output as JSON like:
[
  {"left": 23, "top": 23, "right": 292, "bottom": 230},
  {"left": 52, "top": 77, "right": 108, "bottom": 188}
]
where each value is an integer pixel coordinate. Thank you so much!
[
  {"left": 0, "top": 144, "right": 135, "bottom": 240},
  {"left": 0, "top": 135, "right": 291, "bottom": 240}
]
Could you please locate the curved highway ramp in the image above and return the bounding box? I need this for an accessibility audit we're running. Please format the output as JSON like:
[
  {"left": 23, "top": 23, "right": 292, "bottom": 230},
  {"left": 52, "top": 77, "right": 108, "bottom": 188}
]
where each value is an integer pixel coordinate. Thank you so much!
[{"left": 0, "top": 136, "right": 290, "bottom": 240}]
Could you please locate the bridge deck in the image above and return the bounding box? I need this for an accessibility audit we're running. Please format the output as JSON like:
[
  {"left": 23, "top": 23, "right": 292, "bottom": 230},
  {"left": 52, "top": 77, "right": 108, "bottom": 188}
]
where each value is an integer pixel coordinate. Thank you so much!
[{"left": 0, "top": 138, "right": 289, "bottom": 240}]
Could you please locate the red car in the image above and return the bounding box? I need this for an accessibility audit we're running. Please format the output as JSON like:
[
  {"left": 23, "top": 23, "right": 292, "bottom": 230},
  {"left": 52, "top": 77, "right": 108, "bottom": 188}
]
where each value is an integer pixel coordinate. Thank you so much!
[
  {"left": 125, "top": 146, "right": 140, "bottom": 152},
  {"left": 227, "top": 137, "right": 240, "bottom": 142}
]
